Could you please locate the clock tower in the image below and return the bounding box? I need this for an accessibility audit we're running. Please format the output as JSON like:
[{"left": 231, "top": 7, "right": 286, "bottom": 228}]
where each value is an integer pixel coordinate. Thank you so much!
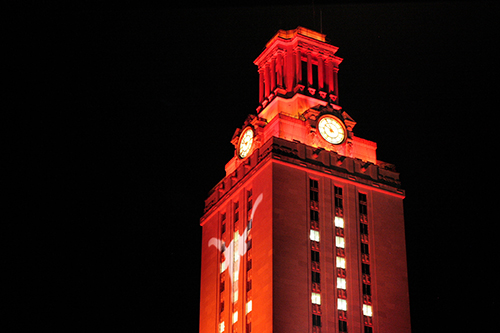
[{"left": 200, "top": 27, "right": 411, "bottom": 333}]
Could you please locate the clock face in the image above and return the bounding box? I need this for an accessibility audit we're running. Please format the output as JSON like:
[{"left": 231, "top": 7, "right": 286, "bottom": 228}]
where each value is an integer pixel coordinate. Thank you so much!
[
  {"left": 238, "top": 127, "right": 254, "bottom": 158},
  {"left": 318, "top": 115, "right": 346, "bottom": 145}
]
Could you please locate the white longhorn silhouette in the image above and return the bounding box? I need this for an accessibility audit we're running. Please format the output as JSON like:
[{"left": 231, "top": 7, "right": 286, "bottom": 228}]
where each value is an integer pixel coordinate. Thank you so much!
[{"left": 208, "top": 193, "right": 263, "bottom": 284}]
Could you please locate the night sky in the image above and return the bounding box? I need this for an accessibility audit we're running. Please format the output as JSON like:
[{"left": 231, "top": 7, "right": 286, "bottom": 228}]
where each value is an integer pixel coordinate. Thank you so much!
[{"left": 16, "top": 1, "right": 497, "bottom": 331}]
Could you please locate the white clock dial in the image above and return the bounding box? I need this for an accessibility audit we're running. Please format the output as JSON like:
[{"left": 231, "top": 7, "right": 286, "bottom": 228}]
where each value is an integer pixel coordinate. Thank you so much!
[
  {"left": 318, "top": 115, "right": 346, "bottom": 145},
  {"left": 238, "top": 127, "right": 254, "bottom": 158}
]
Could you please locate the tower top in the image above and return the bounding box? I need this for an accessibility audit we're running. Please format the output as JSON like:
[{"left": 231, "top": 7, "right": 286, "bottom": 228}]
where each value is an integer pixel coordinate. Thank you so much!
[
  {"left": 254, "top": 27, "right": 342, "bottom": 120},
  {"left": 265, "top": 26, "right": 326, "bottom": 47}
]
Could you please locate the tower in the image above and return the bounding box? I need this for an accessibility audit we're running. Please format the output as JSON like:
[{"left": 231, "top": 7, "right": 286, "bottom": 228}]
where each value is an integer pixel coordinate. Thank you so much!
[{"left": 200, "top": 27, "right": 411, "bottom": 333}]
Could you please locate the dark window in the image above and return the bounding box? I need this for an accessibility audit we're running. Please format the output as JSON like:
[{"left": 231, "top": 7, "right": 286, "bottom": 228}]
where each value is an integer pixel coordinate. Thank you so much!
[
  {"left": 310, "top": 190, "right": 319, "bottom": 202},
  {"left": 310, "top": 210, "right": 319, "bottom": 222},
  {"left": 311, "top": 250, "right": 320, "bottom": 263},
  {"left": 247, "top": 280, "right": 252, "bottom": 291},
  {"left": 313, "top": 314, "right": 322, "bottom": 327},
  {"left": 335, "top": 197, "right": 343, "bottom": 209},
  {"left": 312, "top": 63, "right": 318, "bottom": 87},
  {"left": 363, "top": 283, "right": 372, "bottom": 296},
  {"left": 312, "top": 271, "right": 321, "bottom": 284},
  {"left": 360, "top": 223, "right": 368, "bottom": 235},
  {"left": 361, "top": 243, "right": 370, "bottom": 255},
  {"left": 335, "top": 186, "right": 343, "bottom": 196},
  {"left": 301, "top": 60, "right": 308, "bottom": 84},
  {"left": 339, "top": 320, "right": 348, "bottom": 332},
  {"left": 311, "top": 210, "right": 319, "bottom": 221},
  {"left": 364, "top": 327, "right": 373, "bottom": 333},
  {"left": 247, "top": 258, "right": 252, "bottom": 271},
  {"left": 362, "top": 263, "right": 370, "bottom": 275},
  {"left": 310, "top": 179, "right": 319, "bottom": 189}
]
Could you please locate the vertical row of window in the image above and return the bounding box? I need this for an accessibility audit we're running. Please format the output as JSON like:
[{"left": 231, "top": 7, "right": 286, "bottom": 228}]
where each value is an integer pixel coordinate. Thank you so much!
[
  {"left": 233, "top": 201, "right": 240, "bottom": 331},
  {"left": 335, "top": 186, "right": 348, "bottom": 333},
  {"left": 218, "top": 189, "right": 253, "bottom": 333},
  {"left": 219, "top": 213, "right": 227, "bottom": 333},
  {"left": 309, "top": 179, "right": 322, "bottom": 332},
  {"left": 245, "top": 189, "right": 253, "bottom": 333},
  {"left": 359, "top": 193, "right": 373, "bottom": 333}
]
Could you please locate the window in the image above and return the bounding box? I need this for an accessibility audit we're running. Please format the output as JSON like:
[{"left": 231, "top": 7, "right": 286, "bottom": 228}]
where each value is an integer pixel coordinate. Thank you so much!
[
  {"left": 233, "top": 311, "right": 238, "bottom": 324},
  {"left": 363, "top": 304, "right": 373, "bottom": 317},
  {"left": 310, "top": 229, "right": 320, "bottom": 242},
  {"left": 360, "top": 222, "right": 368, "bottom": 235},
  {"left": 338, "top": 298, "right": 347, "bottom": 311},
  {"left": 221, "top": 213, "right": 226, "bottom": 234},
  {"left": 335, "top": 186, "right": 343, "bottom": 196},
  {"left": 312, "top": 271, "right": 320, "bottom": 284},
  {"left": 310, "top": 210, "right": 319, "bottom": 222},
  {"left": 337, "top": 277, "right": 346, "bottom": 290},
  {"left": 362, "top": 263, "right": 370, "bottom": 275},
  {"left": 310, "top": 179, "right": 319, "bottom": 189},
  {"left": 335, "top": 186, "right": 343, "bottom": 210},
  {"left": 361, "top": 243, "right": 369, "bottom": 255},
  {"left": 335, "top": 216, "right": 344, "bottom": 228},
  {"left": 339, "top": 320, "right": 347, "bottom": 332},
  {"left": 312, "top": 314, "right": 322, "bottom": 327},
  {"left": 336, "top": 257, "right": 346, "bottom": 269},
  {"left": 246, "top": 300, "right": 252, "bottom": 314},
  {"left": 311, "top": 250, "right": 320, "bottom": 263},
  {"left": 310, "top": 190, "right": 319, "bottom": 202},
  {"left": 359, "top": 193, "right": 367, "bottom": 215},
  {"left": 219, "top": 321, "right": 225, "bottom": 333},
  {"left": 312, "top": 292, "right": 321, "bottom": 305},
  {"left": 336, "top": 236, "right": 345, "bottom": 248},
  {"left": 364, "top": 326, "right": 373, "bottom": 333},
  {"left": 220, "top": 279, "right": 225, "bottom": 292},
  {"left": 363, "top": 283, "right": 371, "bottom": 296}
]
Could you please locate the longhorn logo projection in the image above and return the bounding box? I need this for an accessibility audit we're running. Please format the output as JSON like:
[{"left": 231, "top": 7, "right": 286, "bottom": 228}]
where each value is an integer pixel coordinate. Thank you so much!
[{"left": 208, "top": 193, "right": 263, "bottom": 284}]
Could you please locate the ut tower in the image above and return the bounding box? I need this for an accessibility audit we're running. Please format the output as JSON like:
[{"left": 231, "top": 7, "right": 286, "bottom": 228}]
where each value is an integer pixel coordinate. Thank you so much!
[{"left": 199, "top": 27, "right": 411, "bottom": 333}]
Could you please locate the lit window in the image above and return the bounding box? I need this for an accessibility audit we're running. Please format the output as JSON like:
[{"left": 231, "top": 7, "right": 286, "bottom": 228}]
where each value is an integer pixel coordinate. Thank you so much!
[
  {"left": 219, "top": 321, "right": 225, "bottom": 333},
  {"left": 338, "top": 298, "right": 347, "bottom": 311},
  {"left": 233, "top": 290, "right": 238, "bottom": 302},
  {"left": 335, "top": 216, "right": 344, "bottom": 228},
  {"left": 336, "top": 257, "right": 346, "bottom": 269},
  {"left": 246, "top": 300, "right": 252, "bottom": 314},
  {"left": 337, "top": 277, "right": 346, "bottom": 290},
  {"left": 310, "top": 229, "right": 320, "bottom": 242},
  {"left": 233, "top": 311, "right": 238, "bottom": 324},
  {"left": 312, "top": 292, "right": 321, "bottom": 305},
  {"left": 363, "top": 304, "right": 373, "bottom": 317},
  {"left": 336, "top": 236, "right": 345, "bottom": 248}
]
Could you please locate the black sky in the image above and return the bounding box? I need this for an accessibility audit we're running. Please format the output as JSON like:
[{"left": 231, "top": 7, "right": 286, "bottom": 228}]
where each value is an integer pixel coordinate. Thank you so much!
[{"left": 14, "top": 1, "right": 498, "bottom": 331}]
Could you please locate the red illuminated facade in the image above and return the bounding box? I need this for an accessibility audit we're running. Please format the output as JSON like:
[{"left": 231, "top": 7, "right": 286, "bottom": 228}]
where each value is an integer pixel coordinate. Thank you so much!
[{"left": 200, "top": 27, "right": 411, "bottom": 333}]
